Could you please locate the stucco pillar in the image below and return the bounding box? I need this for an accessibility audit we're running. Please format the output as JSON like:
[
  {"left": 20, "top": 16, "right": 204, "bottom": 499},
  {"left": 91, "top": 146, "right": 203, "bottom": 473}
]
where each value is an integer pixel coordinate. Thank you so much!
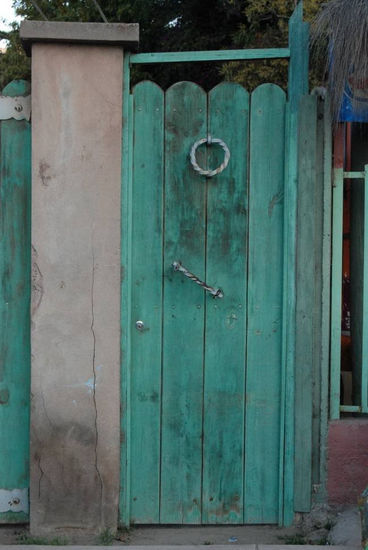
[{"left": 20, "top": 22, "right": 138, "bottom": 535}]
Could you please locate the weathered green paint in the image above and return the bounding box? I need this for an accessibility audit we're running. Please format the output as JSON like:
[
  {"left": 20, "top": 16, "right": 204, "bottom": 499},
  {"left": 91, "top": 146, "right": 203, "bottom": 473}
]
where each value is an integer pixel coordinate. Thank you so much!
[
  {"left": 318, "top": 96, "right": 332, "bottom": 503},
  {"left": 351, "top": 170, "right": 365, "bottom": 412},
  {"left": 361, "top": 166, "right": 368, "bottom": 411},
  {"left": 129, "top": 81, "right": 164, "bottom": 523},
  {"left": 160, "top": 82, "right": 206, "bottom": 524},
  {"left": 348, "top": 165, "right": 368, "bottom": 411},
  {"left": 120, "top": 2, "right": 313, "bottom": 526},
  {"left": 130, "top": 48, "right": 290, "bottom": 65},
  {"left": 294, "top": 95, "right": 317, "bottom": 512},
  {"left": 245, "top": 84, "right": 286, "bottom": 524},
  {"left": 122, "top": 79, "right": 292, "bottom": 525},
  {"left": 330, "top": 168, "right": 344, "bottom": 419},
  {"left": 311, "top": 97, "right": 325, "bottom": 493},
  {"left": 344, "top": 171, "right": 365, "bottom": 178},
  {"left": 283, "top": 1, "right": 309, "bottom": 525},
  {"left": 202, "top": 82, "right": 248, "bottom": 524},
  {"left": 0, "top": 80, "right": 31, "bottom": 523}
]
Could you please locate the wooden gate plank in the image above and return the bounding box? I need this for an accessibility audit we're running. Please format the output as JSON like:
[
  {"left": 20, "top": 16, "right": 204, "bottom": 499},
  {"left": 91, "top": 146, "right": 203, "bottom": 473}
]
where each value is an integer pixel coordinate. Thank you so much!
[
  {"left": 0, "top": 80, "right": 31, "bottom": 523},
  {"left": 294, "top": 95, "right": 317, "bottom": 511},
  {"left": 202, "top": 82, "right": 249, "bottom": 524},
  {"left": 129, "top": 81, "right": 164, "bottom": 523},
  {"left": 245, "top": 84, "right": 286, "bottom": 523},
  {"left": 160, "top": 81, "right": 207, "bottom": 524}
]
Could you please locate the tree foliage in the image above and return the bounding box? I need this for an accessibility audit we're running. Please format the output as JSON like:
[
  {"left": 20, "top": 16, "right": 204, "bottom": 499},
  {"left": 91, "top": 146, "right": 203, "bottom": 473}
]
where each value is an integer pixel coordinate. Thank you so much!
[{"left": 0, "top": 0, "right": 325, "bottom": 92}]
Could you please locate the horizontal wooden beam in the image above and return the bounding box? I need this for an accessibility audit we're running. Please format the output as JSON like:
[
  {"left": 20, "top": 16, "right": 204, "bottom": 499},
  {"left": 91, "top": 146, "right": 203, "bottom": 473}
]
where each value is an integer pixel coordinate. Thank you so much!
[
  {"left": 343, "top": 171, "right": 365, "bottom": 179},
  {"left": 340, "top": 405, "right": 362, "bottom": 413},
  {"left": 130, "top": 48, "right": 290, "bottom": 64}
]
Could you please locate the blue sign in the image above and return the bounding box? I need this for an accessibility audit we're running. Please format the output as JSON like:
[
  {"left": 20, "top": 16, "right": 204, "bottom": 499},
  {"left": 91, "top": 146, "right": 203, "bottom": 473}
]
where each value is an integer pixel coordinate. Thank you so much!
[{"left": 340, "top": 77, "right": 368, "bottom": 122}]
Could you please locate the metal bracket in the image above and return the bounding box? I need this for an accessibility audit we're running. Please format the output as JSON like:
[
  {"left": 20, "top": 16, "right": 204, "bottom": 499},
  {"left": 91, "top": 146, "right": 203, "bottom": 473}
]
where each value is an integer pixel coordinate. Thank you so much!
[
  {"left": 0, "top": 488, "right": 29, "bottom": 514},
  {"left": 0, "top": 96, "right": 31, "bottom": 121}
]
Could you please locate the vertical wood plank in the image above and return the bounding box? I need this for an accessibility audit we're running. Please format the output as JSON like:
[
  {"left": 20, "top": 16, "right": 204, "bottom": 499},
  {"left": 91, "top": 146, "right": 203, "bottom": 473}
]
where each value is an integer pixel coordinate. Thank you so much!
[
  {"left": 245, "top": 84, "right": 286, "bottom": 524},
  {"left": 311, "top": 98, "right": 325, "bottom": 490},
  {"left": 319, "top": 97, "right": 332, "bottom": 497},
  {"left": 202, "top": 82, "right": 249, "bottom": 524},
  {"left": 350, "top": 175, "right": 363, "bottom": 409},
  {"left": 129, "top": 81, "right": 164, "bottom": 523},
  {"left": 294, "top": 95, "right": 317, "bottom": 511},
  {"left": 283, "top": 1, "right": 310, "bottom": 525},
  {"left": 330, "top": 168, "right": 344, "bottom": 419},
  {"left": 361, "top": 166, "right": 368, "bottom": 411},
  {"left": 160, "top": 81, "right": 207, "bottom": 524},
  {"left": 0, "top": 80, "right": 31, "bottom": 523}
]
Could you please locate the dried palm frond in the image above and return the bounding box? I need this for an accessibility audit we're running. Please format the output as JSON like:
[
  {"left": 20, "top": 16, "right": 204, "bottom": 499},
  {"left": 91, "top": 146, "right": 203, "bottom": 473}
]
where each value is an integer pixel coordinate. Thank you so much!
[{"left": 311, "top": 0, "right": 368, "bottom": 121}]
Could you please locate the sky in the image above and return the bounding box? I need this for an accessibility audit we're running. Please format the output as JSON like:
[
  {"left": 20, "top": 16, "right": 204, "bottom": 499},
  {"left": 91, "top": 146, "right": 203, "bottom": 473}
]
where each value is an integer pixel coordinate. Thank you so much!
[{"left": 0, "top": 0, "right": 21, "bottom": 48}]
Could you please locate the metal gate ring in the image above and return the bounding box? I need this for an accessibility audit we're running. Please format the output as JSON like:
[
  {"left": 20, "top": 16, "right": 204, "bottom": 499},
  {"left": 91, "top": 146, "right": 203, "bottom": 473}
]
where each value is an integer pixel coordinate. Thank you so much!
[{"left": 190, "top": 136, "right": 230, "bottom": 178}]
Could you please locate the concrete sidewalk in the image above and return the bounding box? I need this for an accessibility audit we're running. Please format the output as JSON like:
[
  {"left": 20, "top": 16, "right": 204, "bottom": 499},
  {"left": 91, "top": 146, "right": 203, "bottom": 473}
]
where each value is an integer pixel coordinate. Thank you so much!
[{"left": 0, "top": 546, "right": 361, "bottom": 550}]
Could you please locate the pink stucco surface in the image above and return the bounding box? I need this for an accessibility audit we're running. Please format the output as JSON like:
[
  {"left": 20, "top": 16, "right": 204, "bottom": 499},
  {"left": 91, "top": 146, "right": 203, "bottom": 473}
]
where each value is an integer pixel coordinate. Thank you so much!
[{"left": 328, "top": 419, "right": 368, "bottom": 505}]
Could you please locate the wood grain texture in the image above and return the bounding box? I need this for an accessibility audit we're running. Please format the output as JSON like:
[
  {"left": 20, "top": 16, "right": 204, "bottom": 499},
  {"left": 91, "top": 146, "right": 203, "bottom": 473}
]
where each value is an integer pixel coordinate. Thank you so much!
[
  {"left": 202, "top": 83, "right": 249, "bottom": 524},
  {"left": 129, "top": 81, "right": 164, "bottom": 523},
  {"left": 361, "top": 166, "right": 368, "bottom": 411},
  {"left": 330, "top": 168, "right": 344, "bottom": 419},
  {"left": 131, "top": 49, "right": 290, "bottom": 65},
  {"left": 245, "top": 84, "right": 286, "bottom": 524},
  {"left": 319, "top": 97, "right": 332, "bottom": 498},
  {"left": 160, "top": 82, "right": 207, "bottom": 524},
  {"left": 283, "top": 2, "right": 310, "bottom": 524},
  {"left": 0, "top": 80, "right": 31, "bottom": 523},
  {"left": 294, "top": 95, "right": 317, "bottom": 512}
]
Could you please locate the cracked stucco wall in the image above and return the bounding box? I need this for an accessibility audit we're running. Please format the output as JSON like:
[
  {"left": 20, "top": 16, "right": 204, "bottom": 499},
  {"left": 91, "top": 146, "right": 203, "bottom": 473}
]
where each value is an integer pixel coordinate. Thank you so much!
[{"left": 30, "top": 44, "right": 122, "bottom": 534}]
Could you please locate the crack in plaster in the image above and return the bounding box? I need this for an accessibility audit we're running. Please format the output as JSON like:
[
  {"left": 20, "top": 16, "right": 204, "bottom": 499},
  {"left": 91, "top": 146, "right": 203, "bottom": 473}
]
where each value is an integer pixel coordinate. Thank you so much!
[
  {"left": 91, "top": 248, "right": 104, "bottom": 515},
  {"left": 31, "top": 245, "right": 44, "bottom": 319},
  {"left": 41, "top": 392, "right": 54, "bottom": 429},
  {"left": 37, "top": 455, "right": 44, "bottom": 499}
]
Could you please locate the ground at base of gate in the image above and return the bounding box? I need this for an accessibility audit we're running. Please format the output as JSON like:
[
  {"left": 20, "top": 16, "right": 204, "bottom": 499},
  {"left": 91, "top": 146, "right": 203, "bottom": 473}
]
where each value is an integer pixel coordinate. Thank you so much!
[
  {"left": 0, "top": 545, "right": 361, "bottom": 550},
  {"left": 0, "top": 509, "right": 362, "bottom": 547},
  {"left": 0, "top": 517, "right": 361, "bottom": 548}
]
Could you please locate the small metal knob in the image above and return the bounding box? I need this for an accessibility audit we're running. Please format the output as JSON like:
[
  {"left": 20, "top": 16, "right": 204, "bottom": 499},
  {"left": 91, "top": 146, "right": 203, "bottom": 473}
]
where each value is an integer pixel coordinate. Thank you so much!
[{"left": 135, "top": 320, "right": 144, "bottom": 331}]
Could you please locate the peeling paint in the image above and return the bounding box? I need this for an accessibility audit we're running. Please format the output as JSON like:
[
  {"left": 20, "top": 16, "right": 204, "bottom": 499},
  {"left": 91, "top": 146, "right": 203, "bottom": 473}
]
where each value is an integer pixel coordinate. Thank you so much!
[
  {"left": 0, "top": 95, "right": 31, "bottom": 121},
  {"left": 0, "top": 488, "right": 29, "bottom": 513},
  {"left": 268, "top": 189, "right": 284, "bottom": 217}
]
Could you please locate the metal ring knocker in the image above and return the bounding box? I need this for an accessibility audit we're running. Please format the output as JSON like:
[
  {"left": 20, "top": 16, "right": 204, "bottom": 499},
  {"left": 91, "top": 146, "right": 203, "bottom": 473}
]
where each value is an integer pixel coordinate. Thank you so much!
[{"left": 190, "top": 135, "right": 230, "bottom": 177}]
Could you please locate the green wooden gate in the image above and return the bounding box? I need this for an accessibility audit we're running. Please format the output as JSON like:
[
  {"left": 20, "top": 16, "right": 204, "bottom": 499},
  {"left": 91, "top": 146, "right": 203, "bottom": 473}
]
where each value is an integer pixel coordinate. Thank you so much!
[{"left": 120, "top": 4, "right": 309, "bottom": 526}]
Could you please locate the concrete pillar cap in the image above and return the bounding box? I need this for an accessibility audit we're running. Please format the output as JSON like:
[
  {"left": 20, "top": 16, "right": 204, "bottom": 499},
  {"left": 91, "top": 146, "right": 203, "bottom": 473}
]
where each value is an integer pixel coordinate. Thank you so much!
[{"left": 20, "top": 20, "right": 139, "bottom": 56}]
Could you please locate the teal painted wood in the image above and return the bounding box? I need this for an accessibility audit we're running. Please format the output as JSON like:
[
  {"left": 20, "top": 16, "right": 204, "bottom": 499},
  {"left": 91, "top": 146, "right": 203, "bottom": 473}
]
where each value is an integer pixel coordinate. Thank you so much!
[
  {"left": 361, "top": 166, "right": 368, "bottom": 411},
  {"left": 330, "top": 168, "right": 344, "bottom": 419},
  {"left": 120, "top": 53, "right": 132, "bottom": 527},
  {"left": 202, "top": 82, "right": 249, "bottom": 524},
  {"left": 350, "top": 172, "right": 364, "bottom": 410},
  {"left": 245, "top": 84, "right": 286, "bottom": 524},
  {"left": 294, "top": 95, "right": 317, "bottom": 512},
  {"left": 344, "top": 171, "right": 365, "bottom": 178},
  {"left": 311, "top": 97, "right": 325, "bottom": 491},
  {"left": 0, "top": 80, "right": 31, "bottom": 523},
  {"left": 160, "top": 82, "right": 207, "bottom": 524},
  {"left": 319, "top": 97, "right": 332, "bottom": 501},
  {"left": 278, "top": 101, "right": 290, "bottom": 524},
  {"left": 283, "top": 1, "right": 310, "bottom": 525},
  {"left": 129, "top": 82, "right": 164, "bottom": 523},
  {"left": 340, "top": 405, "right": 361, "bottom": 413},
  {"left": 130, "top": 48, "right": 290, "bottom": 65}
]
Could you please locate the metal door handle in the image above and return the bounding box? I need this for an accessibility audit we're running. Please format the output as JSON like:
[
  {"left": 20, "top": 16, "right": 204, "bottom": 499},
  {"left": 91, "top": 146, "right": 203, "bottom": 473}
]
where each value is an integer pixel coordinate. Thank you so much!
[{"left": 172, "top": 261, "right": 223, "bottom": 298}]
